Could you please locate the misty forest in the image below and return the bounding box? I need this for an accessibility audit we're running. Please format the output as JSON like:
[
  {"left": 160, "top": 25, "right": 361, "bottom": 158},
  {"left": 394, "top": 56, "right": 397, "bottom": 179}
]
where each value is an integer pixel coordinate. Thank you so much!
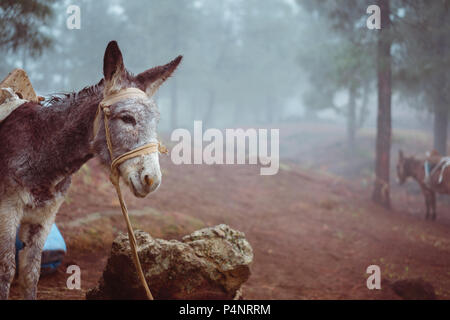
[{"left": 1, "top": 0, "right": 450, "bottom": 300}]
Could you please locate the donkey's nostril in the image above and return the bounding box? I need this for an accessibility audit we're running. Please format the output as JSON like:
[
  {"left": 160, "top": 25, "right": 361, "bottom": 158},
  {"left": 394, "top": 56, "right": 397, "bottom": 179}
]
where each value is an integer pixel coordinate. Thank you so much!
[{"left": 144, "top": 175, "right": 153, "bottom": 187}]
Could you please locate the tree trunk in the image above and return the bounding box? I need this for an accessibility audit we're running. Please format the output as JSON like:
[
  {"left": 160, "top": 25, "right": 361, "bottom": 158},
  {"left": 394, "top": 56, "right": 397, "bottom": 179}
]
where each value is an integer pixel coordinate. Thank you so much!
[
  {"left": 372, "top": 0, "right": 392, "bottom": 209},
  {"left": 357, "top": 81, "right": 370, "bottom": 129},
  {"left": 433, "top": 103, "right": 448, "bottom": 155},
  {"left": 433, "top": 17, "right": 448, "bottom": 156},
  {"left": 347, "top": 87, "right": 357, "bottom": 153}
]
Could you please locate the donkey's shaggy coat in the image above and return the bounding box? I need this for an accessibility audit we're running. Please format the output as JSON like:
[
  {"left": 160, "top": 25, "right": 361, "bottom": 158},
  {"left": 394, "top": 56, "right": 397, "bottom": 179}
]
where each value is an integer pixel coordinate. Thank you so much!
[{"left": 0, "top": 41, "right": 181, "bottom": 299}]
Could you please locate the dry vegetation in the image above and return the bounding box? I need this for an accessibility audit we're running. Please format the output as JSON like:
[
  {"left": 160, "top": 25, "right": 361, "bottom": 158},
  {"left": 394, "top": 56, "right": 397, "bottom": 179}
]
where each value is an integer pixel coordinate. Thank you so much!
[{"left": 9, "top": 123, "right": 450, "bottom": 300}]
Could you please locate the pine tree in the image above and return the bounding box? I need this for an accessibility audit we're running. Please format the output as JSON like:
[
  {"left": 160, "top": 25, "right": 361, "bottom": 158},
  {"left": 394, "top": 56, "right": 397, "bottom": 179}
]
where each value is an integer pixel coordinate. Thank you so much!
[{"left": 0, "top": 0, "right": 55, "bottom": 56}]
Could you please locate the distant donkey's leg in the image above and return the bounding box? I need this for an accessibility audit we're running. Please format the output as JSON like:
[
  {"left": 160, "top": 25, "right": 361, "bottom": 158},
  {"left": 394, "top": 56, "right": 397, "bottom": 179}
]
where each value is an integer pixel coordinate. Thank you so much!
[
  {"left": 422, "top": 188, "right": 431, "bottom": 220},
  {"left": 424, "top": 193, "right": 430, "bottom": 220},
  {"left": 430, "top": 192, "right": 437, "bottom": 221},
  {"left": 0, "top": 198, "right": 23, "bottom": 300}
]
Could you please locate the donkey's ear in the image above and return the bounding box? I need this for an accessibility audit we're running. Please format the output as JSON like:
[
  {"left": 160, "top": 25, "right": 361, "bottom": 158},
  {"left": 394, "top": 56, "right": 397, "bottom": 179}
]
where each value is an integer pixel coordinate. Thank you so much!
[
  {"left": 136, "top": 55, "right": 182, "bottom": 97},
  {"left": 103, "top": 41, "right": 125, "bottom": 83}
]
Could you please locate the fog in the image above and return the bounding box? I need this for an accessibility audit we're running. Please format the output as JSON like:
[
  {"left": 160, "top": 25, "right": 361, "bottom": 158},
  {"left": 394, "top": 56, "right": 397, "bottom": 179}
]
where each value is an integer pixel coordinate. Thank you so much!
[
  {"left": 2, "top": 0, "right": 306, "bottom": 131},
  {"left": 1, "top": 0, "right": 447, "bottom": 167},
  {"left": 3, "top": 0, "right": 450, "bottom": 301}
]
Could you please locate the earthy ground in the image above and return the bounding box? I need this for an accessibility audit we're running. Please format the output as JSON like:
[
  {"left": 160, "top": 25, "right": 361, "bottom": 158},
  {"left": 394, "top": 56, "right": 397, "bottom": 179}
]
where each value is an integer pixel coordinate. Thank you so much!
[{"left": 9, "top": 122, "right": 450, "bottom": 300}]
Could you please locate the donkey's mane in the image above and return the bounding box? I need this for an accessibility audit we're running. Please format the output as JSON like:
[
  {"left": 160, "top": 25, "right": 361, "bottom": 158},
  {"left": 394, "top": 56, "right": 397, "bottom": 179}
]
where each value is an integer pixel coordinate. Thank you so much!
[
  {"left": 43, "top": 69, "right": 138, "bottom": 109},
  {"left": 43, "top": 79, "right": 105, "bottom": 108}
]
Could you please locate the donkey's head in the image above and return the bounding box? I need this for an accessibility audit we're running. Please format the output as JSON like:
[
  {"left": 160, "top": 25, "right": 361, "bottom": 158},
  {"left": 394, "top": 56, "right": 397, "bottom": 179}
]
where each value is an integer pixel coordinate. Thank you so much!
[
  {"left": 92, "top": 41, "right": 181, "bottom": 197},
  {"left": 396, "top": 150, "right": 409, "bottom": 185}
]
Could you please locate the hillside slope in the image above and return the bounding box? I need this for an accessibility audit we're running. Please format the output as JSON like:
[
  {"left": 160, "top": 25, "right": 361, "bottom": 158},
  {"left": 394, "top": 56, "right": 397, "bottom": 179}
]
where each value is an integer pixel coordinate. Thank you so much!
[{"left": 9, "top": 155, "right": 450, "bottom": 300}]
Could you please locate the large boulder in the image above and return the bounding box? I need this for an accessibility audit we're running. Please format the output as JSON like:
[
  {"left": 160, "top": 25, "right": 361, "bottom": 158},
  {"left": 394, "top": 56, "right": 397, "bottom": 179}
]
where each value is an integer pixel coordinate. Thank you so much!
[{"left": 86, "top": 224, "right": 253, "bottom": 300}]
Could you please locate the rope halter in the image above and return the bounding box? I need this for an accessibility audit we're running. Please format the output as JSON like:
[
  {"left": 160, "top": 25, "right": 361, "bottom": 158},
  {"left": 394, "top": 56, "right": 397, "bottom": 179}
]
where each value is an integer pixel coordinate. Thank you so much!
[
  {"left": 93, "top": 87, "right": 168, "bottom": 184},
  {"left": 94, "top": 87, "right": 168, "bottom": 300}
]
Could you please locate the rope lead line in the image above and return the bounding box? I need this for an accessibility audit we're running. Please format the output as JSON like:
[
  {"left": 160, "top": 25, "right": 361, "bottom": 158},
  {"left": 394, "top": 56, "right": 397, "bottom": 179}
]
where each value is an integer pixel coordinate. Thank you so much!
[
  {"left": 112, "top": 181, "right": 153, "bottom": 300},
  {"left": 99, "top": 88, "right": 168, "bottom": 300}
]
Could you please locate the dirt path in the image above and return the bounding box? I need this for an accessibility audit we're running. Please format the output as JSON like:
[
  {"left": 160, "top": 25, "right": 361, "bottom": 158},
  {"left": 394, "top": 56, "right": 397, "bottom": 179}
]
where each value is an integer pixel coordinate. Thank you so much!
[{"left": 9, "top": 153, "right": 450, "bottom": 299}]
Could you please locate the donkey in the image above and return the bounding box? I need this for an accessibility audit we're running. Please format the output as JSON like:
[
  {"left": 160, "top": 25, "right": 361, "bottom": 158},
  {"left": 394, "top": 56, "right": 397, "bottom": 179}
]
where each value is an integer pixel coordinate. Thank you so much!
[
  {"left": 0, "top": 41, "right": 181, "bottom": 299},
  {"left": 396, "top": 150, "right": 450, "bottom": 220}
]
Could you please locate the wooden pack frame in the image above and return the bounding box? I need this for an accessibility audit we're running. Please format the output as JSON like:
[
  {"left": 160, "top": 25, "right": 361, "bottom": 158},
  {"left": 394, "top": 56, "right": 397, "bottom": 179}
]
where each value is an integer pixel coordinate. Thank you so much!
[{"left": 0, "top": 68, "right": 39, "bottom": 104}]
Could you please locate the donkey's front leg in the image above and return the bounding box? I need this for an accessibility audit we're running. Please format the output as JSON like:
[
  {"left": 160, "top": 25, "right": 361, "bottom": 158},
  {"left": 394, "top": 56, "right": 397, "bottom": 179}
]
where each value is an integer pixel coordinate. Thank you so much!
[
  {"left": 421, "top": 187, "right": 431, "bottom": 220},
  {"left": 430, "top": 191, "right": 437, "bottom": 221},
  {"left": 18, "top": 218, "right": 55, "bottom": 300},
  {"left": 19, "top": 196, "right": 64, "bottom": 300},
  {"left": 0, "top": 233, "right": 16, "bottom": 300},
  {"left": 0, "top": 198, "right": 23, "bottom": 300}
]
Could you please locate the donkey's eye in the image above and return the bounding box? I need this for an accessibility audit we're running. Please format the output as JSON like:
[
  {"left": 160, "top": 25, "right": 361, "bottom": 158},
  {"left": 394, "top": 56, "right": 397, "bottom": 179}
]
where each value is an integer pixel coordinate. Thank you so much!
[{"left": 120, "top": 115, "right": 136, "bottom": 125}]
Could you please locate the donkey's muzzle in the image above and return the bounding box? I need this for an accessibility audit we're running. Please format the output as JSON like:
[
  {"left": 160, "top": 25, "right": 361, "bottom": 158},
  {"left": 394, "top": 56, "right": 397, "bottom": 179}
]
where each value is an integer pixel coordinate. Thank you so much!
[
  {"left": 145, "top": 175, "right": 154, "bottom": 188},
  {"left": 140, "top": 169, "right": 161, "bottom": 194}
]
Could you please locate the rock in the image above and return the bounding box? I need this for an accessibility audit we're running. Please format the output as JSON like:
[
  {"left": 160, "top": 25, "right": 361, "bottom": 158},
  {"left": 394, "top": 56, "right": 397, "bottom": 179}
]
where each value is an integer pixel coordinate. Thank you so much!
[
  {"left": 86, "top": 224, "right": 253, "bottom": 300},
  {"left": 390, "top": 278, "right": 436, "bottom": 300}
]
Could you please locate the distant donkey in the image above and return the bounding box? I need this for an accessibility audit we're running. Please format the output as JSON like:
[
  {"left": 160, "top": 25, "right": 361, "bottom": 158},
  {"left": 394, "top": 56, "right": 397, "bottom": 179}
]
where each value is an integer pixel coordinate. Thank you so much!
[
  {"left": 0, "top": 41, "right": 181, "bottom": 299},
  {"left": 397, "top": 150, "right": 450, "bottom": 220}
]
